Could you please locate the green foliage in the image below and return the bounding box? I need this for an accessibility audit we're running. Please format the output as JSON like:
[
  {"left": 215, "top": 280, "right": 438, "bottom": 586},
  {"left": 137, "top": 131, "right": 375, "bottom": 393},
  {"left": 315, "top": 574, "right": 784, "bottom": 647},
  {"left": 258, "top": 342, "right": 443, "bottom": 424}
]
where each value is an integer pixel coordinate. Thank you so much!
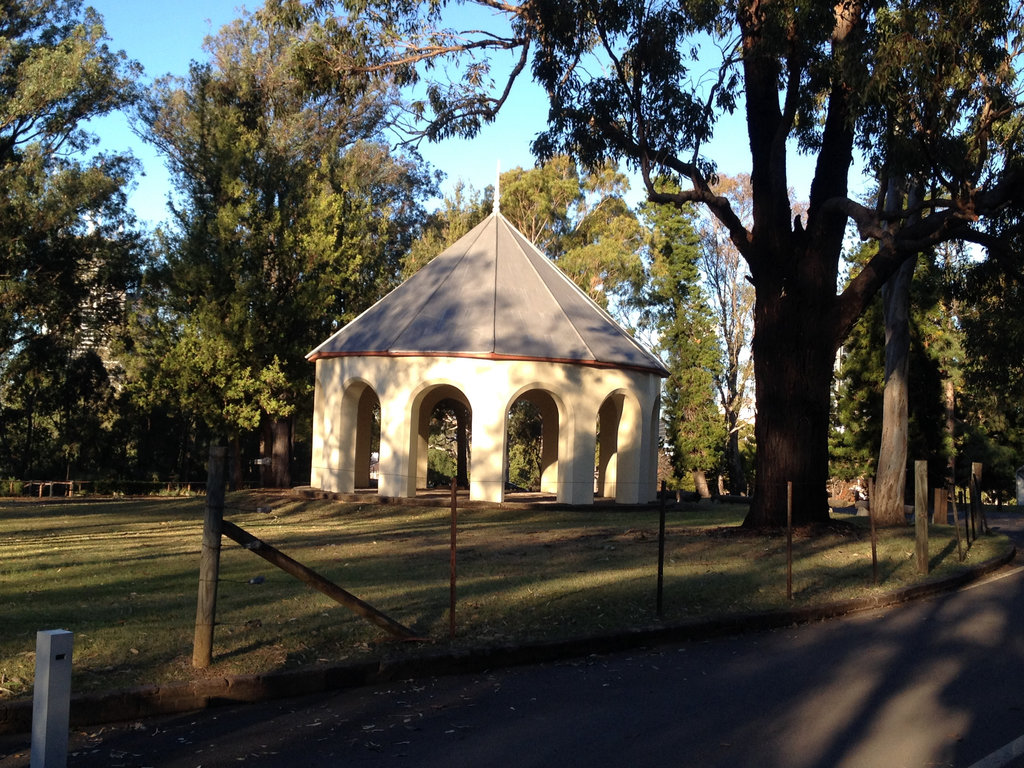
[
  {"left": 861, "top": 1, "right": 1020, "bottom": 180},
  {"left": 639, "top": 186, "right": 725, "bottom": 479},
  {"left": 134, "top": 7, "right": 436, "bottom": 455},
  {"left": 427, "top": 448, "right": 456, "bottom": 485},
  {"left": 958, "top": 233, "right": 1024, "bottom": 498},
  {"left": 402, "top": 181, "right": 490, "bottom": 277},
  {"left": 831, "top": 243, "right": 960, "bottom": 488},
  {"left": 507, "top": 399, "right": 542, "bottom": 490},
  {"left": 0, "top": 0, "right": 145, "bottom": 479}
]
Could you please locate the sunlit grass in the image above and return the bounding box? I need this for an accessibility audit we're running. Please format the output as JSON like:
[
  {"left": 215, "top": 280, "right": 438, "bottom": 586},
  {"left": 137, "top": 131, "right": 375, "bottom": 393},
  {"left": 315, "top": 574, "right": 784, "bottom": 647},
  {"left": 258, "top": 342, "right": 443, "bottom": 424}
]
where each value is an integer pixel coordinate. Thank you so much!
[{"left": 0, "top": 493, "right": 1012, "bottom": 699}]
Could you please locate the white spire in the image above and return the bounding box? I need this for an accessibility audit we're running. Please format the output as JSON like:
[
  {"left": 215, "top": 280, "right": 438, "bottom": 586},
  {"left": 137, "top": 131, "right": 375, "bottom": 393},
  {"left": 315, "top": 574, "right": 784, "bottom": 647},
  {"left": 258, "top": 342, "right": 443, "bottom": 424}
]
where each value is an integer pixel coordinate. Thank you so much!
[{"left": 494, "top": 160, "right": 501, "bottom": 214}]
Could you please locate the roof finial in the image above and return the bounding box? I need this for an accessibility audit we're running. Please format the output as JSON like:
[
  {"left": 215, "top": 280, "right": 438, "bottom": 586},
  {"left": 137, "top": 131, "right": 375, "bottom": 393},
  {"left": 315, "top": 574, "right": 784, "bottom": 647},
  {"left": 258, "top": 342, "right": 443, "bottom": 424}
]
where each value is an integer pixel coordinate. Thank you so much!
[{"left": 494, "top": 160, "right": 501, "bottom": 215}]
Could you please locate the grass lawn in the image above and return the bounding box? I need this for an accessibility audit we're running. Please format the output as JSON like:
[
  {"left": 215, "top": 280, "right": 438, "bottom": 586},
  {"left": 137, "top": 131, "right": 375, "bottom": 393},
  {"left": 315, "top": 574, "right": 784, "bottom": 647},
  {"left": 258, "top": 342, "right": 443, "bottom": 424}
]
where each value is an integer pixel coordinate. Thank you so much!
[{"left": 0, "top": 492, "right": 1013, "bottom": 700}]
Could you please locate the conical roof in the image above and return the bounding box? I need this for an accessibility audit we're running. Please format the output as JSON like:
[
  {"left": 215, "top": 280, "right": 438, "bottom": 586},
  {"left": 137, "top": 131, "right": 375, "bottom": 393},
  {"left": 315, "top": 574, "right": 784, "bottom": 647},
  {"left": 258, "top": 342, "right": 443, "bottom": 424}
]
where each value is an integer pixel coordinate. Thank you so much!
[{"left": 306, "top": 211, "right": 668, "bottom": 376}]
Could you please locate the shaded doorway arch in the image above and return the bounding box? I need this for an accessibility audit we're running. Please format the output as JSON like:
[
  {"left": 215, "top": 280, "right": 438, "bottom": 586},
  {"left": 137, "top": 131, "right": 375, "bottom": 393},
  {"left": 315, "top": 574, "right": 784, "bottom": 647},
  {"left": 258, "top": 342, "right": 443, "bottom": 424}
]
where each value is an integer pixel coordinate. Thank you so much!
[
  {"left": 337, "top": 379, "right": 380, "bottom": 492},
  {"left": 410, "top": 384, "right": 472, "bottom": 493},
  {"left": 505, "top": 388, "right": 563, "bottom": 494}
]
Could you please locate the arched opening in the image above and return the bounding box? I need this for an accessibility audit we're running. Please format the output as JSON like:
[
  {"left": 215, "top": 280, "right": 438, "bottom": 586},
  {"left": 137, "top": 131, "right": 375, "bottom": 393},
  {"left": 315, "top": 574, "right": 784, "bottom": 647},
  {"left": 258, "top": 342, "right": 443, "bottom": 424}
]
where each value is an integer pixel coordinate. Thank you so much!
[
  {"left": 506, "top": 389, "right": 561, "bottom": 495},
  {"left": 336, "top": 379, "right": 381, "bottom": 493},
  {"left": 411, "top": 384, "right": 472, "bottom": 493},
  {"left": 354, "top": 392, "right": 380, "bottom": 489},
  {"left": 595, "top": 390, "right": 643, "bottom": 503}
]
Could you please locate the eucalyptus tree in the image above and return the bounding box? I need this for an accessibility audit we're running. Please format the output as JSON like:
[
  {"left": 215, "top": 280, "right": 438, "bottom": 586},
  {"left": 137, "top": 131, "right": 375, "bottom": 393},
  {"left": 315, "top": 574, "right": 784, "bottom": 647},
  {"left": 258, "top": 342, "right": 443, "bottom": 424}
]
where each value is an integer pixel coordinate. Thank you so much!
[
  {"left": 138, "top": 5, "right": 435, "bottom": 485},
  {"left": 296, "top": 0, "right": 1024, "bottom": 526},
  {"left": 0, "top": 0, "right": 145, "bottom": 479},
  {"left": 499, "top": 156, "right": 645, "bottom": 309},
  {"left": 696, "top": 174, "right": 755, "bottom": 495},
  {"left": 831, "top": 243, "right": 956, "bottom": 508}
]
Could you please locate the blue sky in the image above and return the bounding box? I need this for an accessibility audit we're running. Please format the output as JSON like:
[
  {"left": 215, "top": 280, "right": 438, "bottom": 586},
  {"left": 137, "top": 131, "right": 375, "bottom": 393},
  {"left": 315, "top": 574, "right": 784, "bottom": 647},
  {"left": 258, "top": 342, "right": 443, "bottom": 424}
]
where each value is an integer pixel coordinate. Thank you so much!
[
  {"left": 86, "top": 0, "right": 555, "bottom": 228},
  {"left": 84, "top": 1, "right": 831, "bottom": 230}
]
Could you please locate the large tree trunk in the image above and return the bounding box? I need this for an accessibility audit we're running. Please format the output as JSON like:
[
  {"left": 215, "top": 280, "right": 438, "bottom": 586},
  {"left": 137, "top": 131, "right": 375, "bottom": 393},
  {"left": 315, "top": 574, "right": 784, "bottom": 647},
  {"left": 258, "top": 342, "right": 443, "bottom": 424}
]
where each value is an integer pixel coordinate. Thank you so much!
[
  {"left": 873, "top": 254, "right": 917, "bottom": 525},
  {"left": 692, "top": 469, "right": 712, "bottom": 499},
  {"left": 271, "top": 417, "right": 291, "bottom": 488},
  {"left": 743, "top": 284, "right": 835, "bottom": 528},
  {"left": 230, "top": 435, "right": 244, "bottom": 490}
]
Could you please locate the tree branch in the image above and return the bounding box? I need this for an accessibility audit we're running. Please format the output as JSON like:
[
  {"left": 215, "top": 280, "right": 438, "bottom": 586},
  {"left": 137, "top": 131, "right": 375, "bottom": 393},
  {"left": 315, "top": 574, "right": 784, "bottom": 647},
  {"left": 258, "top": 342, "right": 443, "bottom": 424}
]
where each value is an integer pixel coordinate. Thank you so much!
[{"left": 833, "top": 163, "right": 1024, "bottom": 342}]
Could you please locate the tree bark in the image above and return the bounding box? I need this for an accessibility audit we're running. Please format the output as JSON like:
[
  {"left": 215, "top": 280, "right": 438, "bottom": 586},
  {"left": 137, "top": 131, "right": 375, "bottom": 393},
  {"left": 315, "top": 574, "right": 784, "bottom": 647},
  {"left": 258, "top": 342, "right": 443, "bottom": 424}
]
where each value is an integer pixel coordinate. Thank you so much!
[
  {"left": 692, "top": 470, "right": 711, "bottom": 499},
  {"left": 873, "top": 251, "right": 917, "bottom": 526},
  {"left": 743, "top": 280, "right": 835, "bottom": 528},
  {"left": 271, "top": 417, "right": 291, "bottom": 488}
]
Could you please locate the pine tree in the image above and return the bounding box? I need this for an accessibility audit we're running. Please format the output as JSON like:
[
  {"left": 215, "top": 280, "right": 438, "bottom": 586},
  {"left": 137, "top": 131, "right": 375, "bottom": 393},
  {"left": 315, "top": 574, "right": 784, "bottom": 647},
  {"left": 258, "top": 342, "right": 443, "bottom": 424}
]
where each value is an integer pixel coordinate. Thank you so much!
[{"left": 640, "top": 191, "right": 724, "bottom": 494}]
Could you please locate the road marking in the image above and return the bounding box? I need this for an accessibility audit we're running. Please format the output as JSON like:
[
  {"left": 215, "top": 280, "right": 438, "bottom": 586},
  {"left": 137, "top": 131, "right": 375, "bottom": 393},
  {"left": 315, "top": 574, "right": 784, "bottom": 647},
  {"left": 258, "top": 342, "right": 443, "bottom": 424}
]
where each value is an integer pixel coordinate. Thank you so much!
[
  {"left": 967, "top": 734, "right": 1024, "bottom": 768},
  {"left": 961, "top": 565, "right": 1024, "bottom": 592}
]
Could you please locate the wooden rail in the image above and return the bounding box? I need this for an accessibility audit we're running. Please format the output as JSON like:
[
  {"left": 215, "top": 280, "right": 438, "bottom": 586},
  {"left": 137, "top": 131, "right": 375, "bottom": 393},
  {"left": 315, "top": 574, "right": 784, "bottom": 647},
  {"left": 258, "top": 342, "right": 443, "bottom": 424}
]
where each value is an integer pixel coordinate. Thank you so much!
[{"left": 220, "top": 520, "right": 421, "bottom": 641}]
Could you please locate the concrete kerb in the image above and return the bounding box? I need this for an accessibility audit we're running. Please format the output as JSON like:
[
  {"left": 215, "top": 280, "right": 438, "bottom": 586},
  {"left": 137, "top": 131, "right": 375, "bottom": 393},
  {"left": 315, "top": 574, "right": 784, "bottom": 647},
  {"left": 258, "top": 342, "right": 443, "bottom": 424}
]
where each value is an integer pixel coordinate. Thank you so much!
[{"left": 0, "top": 542, "right": 1015, "bottom": 735}]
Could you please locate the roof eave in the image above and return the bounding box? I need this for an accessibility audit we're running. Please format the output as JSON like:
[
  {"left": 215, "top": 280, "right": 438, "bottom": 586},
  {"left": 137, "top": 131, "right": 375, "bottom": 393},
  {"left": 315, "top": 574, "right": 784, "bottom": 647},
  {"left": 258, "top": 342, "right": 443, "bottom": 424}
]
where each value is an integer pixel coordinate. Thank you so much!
[{"left": 306, "top": 349, "right": 670, "bottom": 377}]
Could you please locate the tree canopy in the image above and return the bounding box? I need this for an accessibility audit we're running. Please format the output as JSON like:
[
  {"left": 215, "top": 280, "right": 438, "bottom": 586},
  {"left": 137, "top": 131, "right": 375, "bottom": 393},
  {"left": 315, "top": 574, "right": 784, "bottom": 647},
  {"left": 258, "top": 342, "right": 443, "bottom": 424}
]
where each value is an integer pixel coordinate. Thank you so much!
[
  {"left": 0, "top": 0, "right": 145, "bottom": 480},
  {"left": 133, "top": 4, "right": 436, "bottom": 484}
]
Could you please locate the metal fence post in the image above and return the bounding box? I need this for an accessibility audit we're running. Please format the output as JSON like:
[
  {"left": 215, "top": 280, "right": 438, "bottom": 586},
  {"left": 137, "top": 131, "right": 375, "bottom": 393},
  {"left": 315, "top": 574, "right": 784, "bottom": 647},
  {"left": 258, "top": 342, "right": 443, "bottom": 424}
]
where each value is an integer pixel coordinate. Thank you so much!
[{"left": 30, "top": 629, "right": 73, "bottom": 768}]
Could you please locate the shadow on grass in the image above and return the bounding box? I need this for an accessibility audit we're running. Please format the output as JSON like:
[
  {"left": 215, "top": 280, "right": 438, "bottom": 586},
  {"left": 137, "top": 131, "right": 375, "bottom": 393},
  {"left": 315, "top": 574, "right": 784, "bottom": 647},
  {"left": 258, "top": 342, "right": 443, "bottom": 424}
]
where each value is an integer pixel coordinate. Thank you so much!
[{"left": 0, "top": 494, "right": 1013, "bottom": 700}]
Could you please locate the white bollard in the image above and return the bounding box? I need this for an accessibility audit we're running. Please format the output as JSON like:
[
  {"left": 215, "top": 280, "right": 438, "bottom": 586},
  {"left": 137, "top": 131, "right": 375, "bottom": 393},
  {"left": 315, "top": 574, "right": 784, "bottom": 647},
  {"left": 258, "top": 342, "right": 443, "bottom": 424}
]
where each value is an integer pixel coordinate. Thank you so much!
[{"left": 30, "top": 629, "right": 73, "bottom": 768}]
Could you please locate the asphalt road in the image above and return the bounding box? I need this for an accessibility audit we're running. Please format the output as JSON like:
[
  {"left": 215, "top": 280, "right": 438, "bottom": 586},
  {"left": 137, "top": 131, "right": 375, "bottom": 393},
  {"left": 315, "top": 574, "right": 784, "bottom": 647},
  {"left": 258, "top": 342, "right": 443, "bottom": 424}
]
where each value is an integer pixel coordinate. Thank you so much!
[{"left": 4, "top": 512, "right": 1024, "bottom": 768}]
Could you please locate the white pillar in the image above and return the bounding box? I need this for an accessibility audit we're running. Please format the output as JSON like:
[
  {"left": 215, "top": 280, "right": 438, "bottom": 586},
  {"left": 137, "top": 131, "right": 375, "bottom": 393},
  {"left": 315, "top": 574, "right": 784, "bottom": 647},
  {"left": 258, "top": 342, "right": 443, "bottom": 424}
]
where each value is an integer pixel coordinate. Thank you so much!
[
  {"left": 470, "top": 405, "right": 506, "bottom": 503},
  {"left": 378, "top": 395, "right": 414, "bottom": 498},
  {"left": 310, "top": 360, "right": 348, "bottom": 492},
  {"left": 559, "top": 390, "right": 597, "bottom": 505},
  {"left": 414, "top": 404, "right": 430, "bottom": 490},
  {"left": 613, "top": 394, "right": 642, "bottom": 505}
]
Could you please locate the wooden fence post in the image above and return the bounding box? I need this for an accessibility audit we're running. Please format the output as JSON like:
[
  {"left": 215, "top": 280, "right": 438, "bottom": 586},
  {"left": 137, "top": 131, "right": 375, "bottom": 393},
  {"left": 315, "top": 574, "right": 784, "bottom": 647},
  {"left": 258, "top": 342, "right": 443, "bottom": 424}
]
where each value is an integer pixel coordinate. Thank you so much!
[
  {"left": 449, "top": 477, "right": 457, "bottom": 640},
  {"left": 657, "top": 480, "right": 666, "bottom": 618},
  {"left": 932, "top": 487, "right": 947, "bottom": 525},
  {"left": 915, "top": 460, "right": 929, "bottom": 575},
  {"left": 192, "top": 446, "right": 227, "bottom": 669},
  {"left": 786, "top": 482, "right": 793, "bottom": 600},
  {"left": 972, "top": 462, "right": 988, "bottom": 534}
]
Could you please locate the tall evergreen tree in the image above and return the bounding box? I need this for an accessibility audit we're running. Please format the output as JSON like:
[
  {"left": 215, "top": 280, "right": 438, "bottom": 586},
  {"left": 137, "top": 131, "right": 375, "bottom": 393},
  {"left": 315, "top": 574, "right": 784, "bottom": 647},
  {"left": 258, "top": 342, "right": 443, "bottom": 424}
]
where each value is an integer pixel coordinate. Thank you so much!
[
  {"left": 639, "top": 191, "right": 724, "bottom": 495},
  {"left": 0, "top": 0, "right": 145, "bottom": 480},
  {"left": 958, "top": 231, "right": 1024, "bottom": 498},
  {"left": 136, "top": 5, "right": 435, "bottom": 485}
]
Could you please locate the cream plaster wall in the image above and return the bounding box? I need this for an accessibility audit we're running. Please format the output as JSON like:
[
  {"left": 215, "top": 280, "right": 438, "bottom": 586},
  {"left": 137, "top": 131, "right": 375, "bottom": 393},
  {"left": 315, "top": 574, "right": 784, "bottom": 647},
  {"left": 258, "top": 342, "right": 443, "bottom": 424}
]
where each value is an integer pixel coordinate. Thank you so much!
[{"left": 310, "top": 355, "right": 662, "bottom": 505}]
